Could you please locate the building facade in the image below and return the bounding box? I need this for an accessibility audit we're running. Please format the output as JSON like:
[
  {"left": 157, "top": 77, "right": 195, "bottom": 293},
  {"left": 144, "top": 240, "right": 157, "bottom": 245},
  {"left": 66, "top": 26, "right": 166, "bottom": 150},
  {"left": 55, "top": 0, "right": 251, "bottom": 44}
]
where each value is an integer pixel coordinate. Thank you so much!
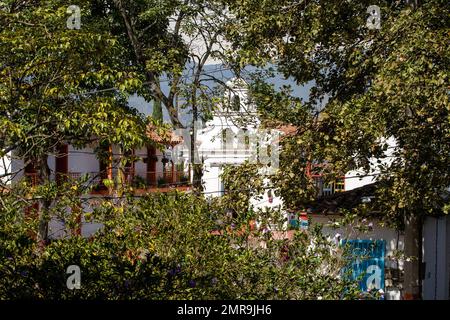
[{"left": 192, "top": 78, "right": 282, "bottom": 212}]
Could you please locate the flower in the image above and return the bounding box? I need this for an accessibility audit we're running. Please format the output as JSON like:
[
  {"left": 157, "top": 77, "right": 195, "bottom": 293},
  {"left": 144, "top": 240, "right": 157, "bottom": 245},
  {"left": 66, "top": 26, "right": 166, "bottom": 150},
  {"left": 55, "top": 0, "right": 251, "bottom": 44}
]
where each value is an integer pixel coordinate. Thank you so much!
[
  {"left": 188, "top": 280, "right": 196, "bottom": 288},
  {"left": 211, "top": 277, "right": 218, "bottom": 285},
  {"left": 169, "top": 265, "right": 182, "bottom": 276}
]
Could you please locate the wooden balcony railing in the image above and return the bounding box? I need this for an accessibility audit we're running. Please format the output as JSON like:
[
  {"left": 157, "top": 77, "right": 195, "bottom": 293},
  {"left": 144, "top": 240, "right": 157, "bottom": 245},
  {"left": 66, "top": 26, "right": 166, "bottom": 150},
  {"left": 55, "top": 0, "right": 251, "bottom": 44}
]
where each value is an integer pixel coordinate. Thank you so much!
[
  {"left": 24, "top": 173, "right": 39, "bottom": 186},
  {"left": 23, "top": 170, "right": 190, "bottom": 191},
  {"left": 313, "top": 177, "right": 345, "bottom": 197},
  {"left": 306, "top": 163, "right": 345, "bottom": 196}
]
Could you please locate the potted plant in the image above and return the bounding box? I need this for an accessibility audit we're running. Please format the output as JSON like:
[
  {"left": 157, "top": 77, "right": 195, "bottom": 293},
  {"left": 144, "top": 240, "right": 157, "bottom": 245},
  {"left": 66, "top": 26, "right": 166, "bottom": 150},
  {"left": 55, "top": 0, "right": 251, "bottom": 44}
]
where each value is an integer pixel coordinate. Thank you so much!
[
  {"left": 157, "top": 177, "right": 167, "bottom": 187},
  {"left": 161, "top": 156, "right": 169, "bottom": 165},
  {"left": 180, "top": 174, "right": 189, "bottom": 185},
  {"left": 132, "top": 176, "right": 147, "bottom": 189},
  {"left": 142, "top": 154, "right": 158, "bottom": 164}
]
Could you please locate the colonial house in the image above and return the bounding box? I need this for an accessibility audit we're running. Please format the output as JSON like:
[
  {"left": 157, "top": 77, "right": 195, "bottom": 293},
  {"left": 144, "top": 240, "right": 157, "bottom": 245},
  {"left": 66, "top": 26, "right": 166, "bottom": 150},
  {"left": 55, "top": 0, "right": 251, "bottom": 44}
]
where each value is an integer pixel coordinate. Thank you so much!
[
  {"left": 12, "top": 124, "right": 187, "bottom": 191},
  {"left": 9, "top": 122, "right": 189, "bottom": 237},
  {"left": 191, "top": 80, "right": 449, "bottom": 300},
  {"left": 0, "top": 151, "right": 11, "bottom": 186},
  {"left": 192, "top": 78, "right": 283, "bottom": 212},
  {"left": 285, "top": 134, "right": 450, "bottom": 300}
]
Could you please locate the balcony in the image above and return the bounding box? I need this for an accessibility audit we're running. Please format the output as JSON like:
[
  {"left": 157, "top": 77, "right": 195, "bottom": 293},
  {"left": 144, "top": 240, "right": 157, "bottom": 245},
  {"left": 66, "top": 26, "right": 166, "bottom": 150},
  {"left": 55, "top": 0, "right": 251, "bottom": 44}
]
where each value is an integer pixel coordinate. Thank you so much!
[
  {"left": 24, "top": 169, "right": 191, "bottom": 194},
  {"left": 24, "top": 172, "right": 39, "bottom": 186},
  {"left": 306, "top": 163, "right": 345, "bottom": 197},
  {"left": 312, "top": 177, "right": 345, "bottom": 197}
]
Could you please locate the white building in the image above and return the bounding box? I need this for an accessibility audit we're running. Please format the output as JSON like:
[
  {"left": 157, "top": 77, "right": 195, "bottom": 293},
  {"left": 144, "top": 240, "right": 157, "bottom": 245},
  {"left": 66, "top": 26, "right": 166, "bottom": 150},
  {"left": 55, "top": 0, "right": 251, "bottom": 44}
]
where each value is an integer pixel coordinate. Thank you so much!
[
  {"left": 193, "top": 78, "right": 283, "bottom": 212},
  {"left": 306, "top": 136, "right": 450, "bottom": 300},
  {"left": 10, "top": 129, "right": 189, "bottom": 237},
  {"left": 0, "top": 151, "right": 11, "bottom": 185}
]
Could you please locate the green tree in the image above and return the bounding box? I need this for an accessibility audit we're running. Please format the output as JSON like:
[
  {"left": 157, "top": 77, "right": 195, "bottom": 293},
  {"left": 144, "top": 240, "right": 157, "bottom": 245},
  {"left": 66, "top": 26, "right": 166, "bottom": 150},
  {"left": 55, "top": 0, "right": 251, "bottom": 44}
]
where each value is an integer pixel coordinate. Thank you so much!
[
  {"left": 0, "top": 184, "right": 360, "bottom": 299},
  {"left": 0, "top": 0, "right": 164, "bottom": 240},
  {"left": 95, "top": 0, "right": 241, "bottom": 191},
  {"left": 218, "top": 162, "right": 265, "bottom": 221},
  {"left": 225, "top": 0, "right": 449, "bottom": 299}
]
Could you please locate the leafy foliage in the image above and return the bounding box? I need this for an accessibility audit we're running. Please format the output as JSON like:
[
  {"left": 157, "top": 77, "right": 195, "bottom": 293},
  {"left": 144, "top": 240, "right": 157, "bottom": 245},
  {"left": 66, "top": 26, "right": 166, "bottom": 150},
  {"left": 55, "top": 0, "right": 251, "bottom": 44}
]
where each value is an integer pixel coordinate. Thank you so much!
[
  {"left": 0, "top": 186, "right": 359, "bottom": 299},
  {"left": 0, "top": 0, "right": 150, "bottom": 161},
  {"left": 225, "top": 0, "right": 450, "bottom": 226},
  {"left": 218, "top": 162, "right": 265, "bottom": 220}
]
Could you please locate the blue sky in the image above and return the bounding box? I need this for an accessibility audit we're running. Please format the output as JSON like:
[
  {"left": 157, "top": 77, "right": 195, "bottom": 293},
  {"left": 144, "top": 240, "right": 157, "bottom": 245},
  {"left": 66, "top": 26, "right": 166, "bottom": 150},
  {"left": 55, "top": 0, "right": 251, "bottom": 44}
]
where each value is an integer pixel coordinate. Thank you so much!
[{"left": 128, "top": 63, "right": 312, "bottom": 126}]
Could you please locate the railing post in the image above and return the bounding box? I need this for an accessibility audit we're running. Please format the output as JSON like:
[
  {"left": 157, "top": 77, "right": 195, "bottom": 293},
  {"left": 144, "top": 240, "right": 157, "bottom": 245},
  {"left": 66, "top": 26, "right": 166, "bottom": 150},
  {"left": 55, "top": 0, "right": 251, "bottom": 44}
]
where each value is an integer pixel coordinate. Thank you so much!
[
  {"left": 107, "top": 144, "right": 113, "bottom": 194},
  {"left": 107, "top": 145, "right": 113, "bottom": 181},
  {"left": 55, "top": 144, "right": 68, "bottom": 186},
  {"left": 171, "top": 160, "right": 175, "bottom": 183}
]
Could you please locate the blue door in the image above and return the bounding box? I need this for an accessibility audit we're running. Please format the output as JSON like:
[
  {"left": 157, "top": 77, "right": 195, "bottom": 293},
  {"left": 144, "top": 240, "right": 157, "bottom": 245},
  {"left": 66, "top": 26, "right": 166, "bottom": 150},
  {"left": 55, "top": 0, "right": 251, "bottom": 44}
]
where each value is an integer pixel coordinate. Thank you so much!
[{"left": 342, "top": 240, "right": 385, "bottom": 292}]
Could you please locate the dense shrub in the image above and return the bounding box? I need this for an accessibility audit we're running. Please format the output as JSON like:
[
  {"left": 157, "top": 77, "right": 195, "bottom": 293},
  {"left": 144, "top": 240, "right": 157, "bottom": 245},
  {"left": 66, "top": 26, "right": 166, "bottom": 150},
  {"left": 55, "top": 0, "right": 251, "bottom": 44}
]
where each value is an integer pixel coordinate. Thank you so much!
[{"left": 0, "top": 187, "right": 359, "bottom": 299}]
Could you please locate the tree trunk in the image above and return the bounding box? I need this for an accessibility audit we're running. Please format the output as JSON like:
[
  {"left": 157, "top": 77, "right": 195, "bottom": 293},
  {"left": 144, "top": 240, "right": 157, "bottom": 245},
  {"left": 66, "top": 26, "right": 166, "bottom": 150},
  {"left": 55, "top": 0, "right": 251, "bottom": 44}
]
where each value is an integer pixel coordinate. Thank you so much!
[
  {"left": 37, "top": 154, "right": 51, "bottom": 243},
  {"left": 403, "top": 214, "right": 423, "bottom": 299},
  {"left": 190, "top": 78, "right": 204, "bottom": 193},
  {"left": 403, "top": 0, "right": 423, "bottom": 300},
  {"left": 190, "top": 113, "right": 203, "bottom": 192},
  {"left": 113, "top": 0, "right": 183, "bottom": 128}
]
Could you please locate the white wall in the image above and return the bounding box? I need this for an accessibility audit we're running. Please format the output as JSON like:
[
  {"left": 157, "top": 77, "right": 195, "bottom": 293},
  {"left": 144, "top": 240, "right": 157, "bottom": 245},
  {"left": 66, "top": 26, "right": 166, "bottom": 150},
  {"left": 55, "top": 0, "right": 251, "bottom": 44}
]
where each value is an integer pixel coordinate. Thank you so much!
[
  {"left": 422, "top": 215, "right": 450, "bottom": 300},
  {"left": 68, "top": 145, "right": 100, "bottom": 174},
  {"left": 310, "top": 214, "right": 404, "bottom": 300},
  {"left": 202, "top": 164, "right": 222, "bottom": 196},
  {"left": 47, "top": 197, "right": 104, "bottom": 239},
  {"left": 0, "top": 152, "right": 11, "bottom": 184},
  {"left": 310, "top": 214, "right": 404, "bottom": 261},
  {"left": 65, "top": 145, "right": 168, "bottom": 179},
  {"left": 80, "top": 199, "right": 104, "bottom": 238},
  {"left": 250, "top": 177, "right": 283, "bottom": 212},
  {"left": 345, "top": 137, "right": 397, "bottom": 191},
  {"left": 345, "top": 171, "right": 377, "bottom": 191},
  {"left": 134, "top": 147, "right": 147, "bottom": 177}
]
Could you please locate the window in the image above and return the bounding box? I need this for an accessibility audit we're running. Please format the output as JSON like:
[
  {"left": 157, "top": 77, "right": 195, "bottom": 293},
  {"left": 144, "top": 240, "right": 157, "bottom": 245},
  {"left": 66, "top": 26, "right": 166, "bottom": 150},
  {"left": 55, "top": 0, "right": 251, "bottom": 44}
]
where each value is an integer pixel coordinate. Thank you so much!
[
  {"left": 246, "top": 92, "right": 254, "bottom": 106},
  {"left": 231, "top": 94, "right": 240, "bottom": 112},
  {"left": 237, "top": 129, "right": 250, "bottom": 151},
  {"left": 322, "top": 182, "right": 333, "bottom": 196},
  {"left": 221, "top": 128, "right": 234, "bottom": 151},
  {"left": 335, "top": 178, "right": 345, "bottom": 192},
  {"left": 317, "top": 178, "right": 345, "bottom": 196}
]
